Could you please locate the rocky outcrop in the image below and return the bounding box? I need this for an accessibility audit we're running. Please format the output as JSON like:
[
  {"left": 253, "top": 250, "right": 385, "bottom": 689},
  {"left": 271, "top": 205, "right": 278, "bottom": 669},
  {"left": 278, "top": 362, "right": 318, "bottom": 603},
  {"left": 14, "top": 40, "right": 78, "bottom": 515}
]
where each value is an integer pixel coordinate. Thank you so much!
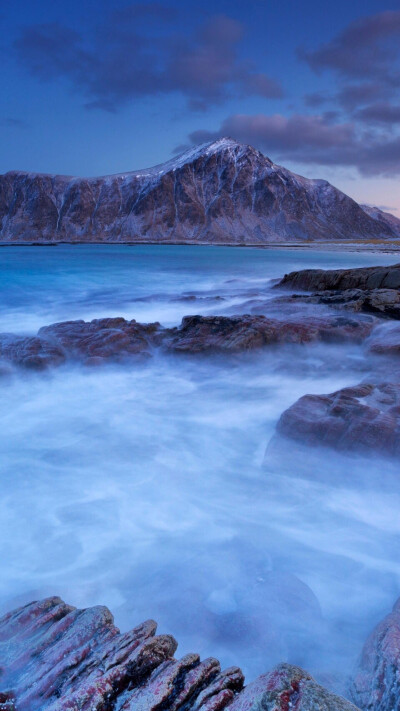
[
  {"left": 230, "top": 663, "right": 360, "bottom": 711},
  {"left": 276, "top": 264, "right": 400, "bottom": 293},
  {"left": 275, "top": 383, "right": 400, "bottom": 458},
  {"left": 0, "top": 138, "right": 397, "bottom": 244},
  {"left": 349, "top": 598, "right": 400, "bottom": 711},
  {"left": 0, "top": 597, "right": 359, "bottom": 711},
  {"left": 0, "top": 313, "right": 375, "bottom": 370},
  {"left": 164, "top": 314, "right": 374, "bottom": 353},
  {"left": 280, "top": 288, "right": 400, "bottom": 320},
  {"left": 360, "top": 205, "right": 400, "bottom": 238},
  {"left": 367, "top": 324, "right": 400, "bottom": 355}
]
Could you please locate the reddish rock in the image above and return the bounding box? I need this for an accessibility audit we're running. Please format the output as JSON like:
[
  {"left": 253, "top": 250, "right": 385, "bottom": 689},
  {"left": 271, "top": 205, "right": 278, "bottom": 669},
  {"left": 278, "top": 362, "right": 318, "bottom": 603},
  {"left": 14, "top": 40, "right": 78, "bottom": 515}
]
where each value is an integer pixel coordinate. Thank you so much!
[
  {"left": 0, "top": 597, "right": 361, "bottom": 711},
  {"left": 228, "top": 663, "right": 359, "bottom": 711},
  {"left": 0, "top": 597, "right": 243, "bottom": 711},
  {"left": 276, "top": 383, "right": 400, "bottom": 457},
  {"left": 349, "top": 598, "right": 400, "bottom": 711},
  {"left": 164, "top": 314, "right": 374, "bottom": 353},
  {"left": 367, "top": 325, "right": 400, "bottom": 355}
]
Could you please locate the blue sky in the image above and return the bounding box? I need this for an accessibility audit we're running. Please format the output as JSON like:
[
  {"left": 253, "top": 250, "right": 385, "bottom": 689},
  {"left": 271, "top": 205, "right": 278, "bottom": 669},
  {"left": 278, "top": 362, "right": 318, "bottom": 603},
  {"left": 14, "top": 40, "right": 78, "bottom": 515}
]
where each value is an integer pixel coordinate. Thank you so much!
[{"left": 1, "top": 0, "right": 400, "bottom": 211}]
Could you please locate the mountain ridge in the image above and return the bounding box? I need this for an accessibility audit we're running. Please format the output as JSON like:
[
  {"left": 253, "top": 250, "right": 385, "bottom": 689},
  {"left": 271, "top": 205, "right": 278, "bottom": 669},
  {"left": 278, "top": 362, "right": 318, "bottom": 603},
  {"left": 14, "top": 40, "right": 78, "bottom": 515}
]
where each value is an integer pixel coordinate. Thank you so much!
[{"left": 1, "top": 138, "right": 399, "bottom": 243}]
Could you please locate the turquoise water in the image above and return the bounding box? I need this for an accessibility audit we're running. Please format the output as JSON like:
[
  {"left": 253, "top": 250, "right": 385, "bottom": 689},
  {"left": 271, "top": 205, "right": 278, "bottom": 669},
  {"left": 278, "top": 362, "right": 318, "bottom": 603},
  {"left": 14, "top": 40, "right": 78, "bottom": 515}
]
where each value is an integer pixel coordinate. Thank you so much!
[{"left": 0, "top": 245, "right": 399, "bottom": 688}]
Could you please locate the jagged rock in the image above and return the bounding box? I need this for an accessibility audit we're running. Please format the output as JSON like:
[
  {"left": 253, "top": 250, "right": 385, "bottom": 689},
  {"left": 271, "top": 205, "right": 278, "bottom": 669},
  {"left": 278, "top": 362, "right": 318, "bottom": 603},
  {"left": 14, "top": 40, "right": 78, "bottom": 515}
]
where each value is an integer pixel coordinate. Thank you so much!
[
  {"left": 349, "top": 598, "right": 400, "bottom": 711},
  {"left": 0, "top": 597, "right": 359, "bottom": 711},
  {"left": 0, "top": 597, "right": 244, "bottom": 711},
  {"left": 228, "top": 663, "right": 359, "bottom": 711},
  {"left": 0, "top": 138, "right": 396, "bottom": 244},
  {"left": 276, "top": 264, "right": 400, "bottom": 292},
  {"left": 275, "top": 382, "right": 400, "bottom": 457},
  {"left": 164, "top": 314, "right": 374, "bottom": 353}
]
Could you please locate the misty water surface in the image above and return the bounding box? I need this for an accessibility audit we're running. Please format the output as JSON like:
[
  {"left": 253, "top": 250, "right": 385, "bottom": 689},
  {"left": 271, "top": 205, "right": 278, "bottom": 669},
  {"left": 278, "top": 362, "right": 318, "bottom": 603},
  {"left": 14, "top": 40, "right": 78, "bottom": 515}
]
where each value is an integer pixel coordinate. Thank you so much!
[{"left": 0, "top": 245, "right": 399, "bottom": 692}]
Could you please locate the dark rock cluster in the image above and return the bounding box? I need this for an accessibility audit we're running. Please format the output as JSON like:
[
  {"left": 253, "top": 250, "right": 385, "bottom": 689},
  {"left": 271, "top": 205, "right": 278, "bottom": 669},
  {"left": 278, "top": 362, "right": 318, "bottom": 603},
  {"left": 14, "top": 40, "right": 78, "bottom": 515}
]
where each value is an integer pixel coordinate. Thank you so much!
[{"left": 0, "top": 596, "right": 360, "bottom": 711}]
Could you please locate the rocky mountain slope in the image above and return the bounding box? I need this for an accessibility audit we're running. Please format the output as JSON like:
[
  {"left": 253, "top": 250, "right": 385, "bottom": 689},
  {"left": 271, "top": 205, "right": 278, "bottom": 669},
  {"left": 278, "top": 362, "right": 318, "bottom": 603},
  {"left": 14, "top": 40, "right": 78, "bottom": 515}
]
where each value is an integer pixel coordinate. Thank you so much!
[
  {"left": 0, "top": 138, "right": 399, "bottom": 243},
  {"left": 360, "top": 205, "right": 400, "bottom": 238}
]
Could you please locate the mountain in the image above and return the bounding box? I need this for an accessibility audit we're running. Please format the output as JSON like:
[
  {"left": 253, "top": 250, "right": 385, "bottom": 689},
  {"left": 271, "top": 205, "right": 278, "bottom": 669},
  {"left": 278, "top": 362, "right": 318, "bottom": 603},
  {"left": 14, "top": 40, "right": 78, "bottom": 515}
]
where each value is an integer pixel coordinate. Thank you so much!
[
  {"left": 360, "top": 204, "right": 400, "bottom": 238},
  {"left": 0, "top": 137, "right": 398, "bottom": 244}
]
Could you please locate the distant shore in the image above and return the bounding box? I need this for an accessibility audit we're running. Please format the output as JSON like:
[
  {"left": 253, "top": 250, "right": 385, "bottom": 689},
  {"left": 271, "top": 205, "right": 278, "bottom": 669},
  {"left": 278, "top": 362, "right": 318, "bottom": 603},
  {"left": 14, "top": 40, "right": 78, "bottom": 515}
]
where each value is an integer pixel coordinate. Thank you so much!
[{"left": 0, "top": 239, "right": 400, "bottom": 253}]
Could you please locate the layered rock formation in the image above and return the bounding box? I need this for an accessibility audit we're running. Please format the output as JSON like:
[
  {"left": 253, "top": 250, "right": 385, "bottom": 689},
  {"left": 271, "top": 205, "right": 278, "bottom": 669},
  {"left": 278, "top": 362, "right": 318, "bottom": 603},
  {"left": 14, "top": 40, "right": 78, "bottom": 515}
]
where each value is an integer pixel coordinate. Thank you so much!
[
  {"left": 0, "top": 596, "right": 360, "bottom": 711},
  {"left": 0, "top": 312, "right": 375, "bottom": 370},
  {"left": 275, "top": 382, "right": 400, "bottom": 458},
  {"left": 349, "top": 597, "right": 400, "bottom": 711},
  {"left": 1, "top": 138, "right": 398, "bottom": 244}
]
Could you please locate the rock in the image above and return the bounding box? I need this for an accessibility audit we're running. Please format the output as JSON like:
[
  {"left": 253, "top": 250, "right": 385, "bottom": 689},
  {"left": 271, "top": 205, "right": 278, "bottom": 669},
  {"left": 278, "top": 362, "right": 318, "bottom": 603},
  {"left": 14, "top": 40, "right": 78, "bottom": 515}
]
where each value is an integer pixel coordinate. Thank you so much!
[
  {"left": 279, "top": 288, "right": 400, "bottom": 320},
  {"left": 0, "top": 597, "right": 359, "bottom": 711},
  {"left": 276, "top": 264, "right": 400, "bottom": 292},
  {"left": 275, "top": 382, "right": 400, "bottom": 457},
  {"left": 0, "top": 596, "right": 243, "bottom": 711},
  {"left": 228, "top": 663, "right": 359, "bottom": 711},
  {"left": 0, "top": 138, "right": 395, "bottom": 244},
  {"left": 0, "top": 317, "right": 161, "bottom": 369},
  {"left": 367, "top": 324, "right": 400, "bottom": 355},
  {"left": 349, "top": 598, "right": 400, "bottom": 711},
  {"left": 164, "top": 314, "right": 374, "bottom": 353}
]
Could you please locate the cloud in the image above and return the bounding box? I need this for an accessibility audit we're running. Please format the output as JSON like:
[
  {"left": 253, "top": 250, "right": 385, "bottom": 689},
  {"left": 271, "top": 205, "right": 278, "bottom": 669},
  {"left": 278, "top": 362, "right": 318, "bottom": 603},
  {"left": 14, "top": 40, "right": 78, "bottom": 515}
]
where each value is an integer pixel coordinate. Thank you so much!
[
  {"left": 182, "top": 112, "right": 400, "bottom": 176},
  {"left": 14, "top": 9, "right": 283, "bottom": 111},
  {"left": 299, "top": 10, "right": 400, "bottom": 82},
  {"left": 355, "top": 102, "right": 400, "bottom": 124}
]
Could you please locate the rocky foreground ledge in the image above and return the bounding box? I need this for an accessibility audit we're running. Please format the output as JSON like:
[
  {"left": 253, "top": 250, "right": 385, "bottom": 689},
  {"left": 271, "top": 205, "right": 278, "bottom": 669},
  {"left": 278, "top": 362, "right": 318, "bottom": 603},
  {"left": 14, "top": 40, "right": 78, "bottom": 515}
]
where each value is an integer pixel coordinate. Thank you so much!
[{"left": 0, "top": 596, "right": 362, "bottom": 711}]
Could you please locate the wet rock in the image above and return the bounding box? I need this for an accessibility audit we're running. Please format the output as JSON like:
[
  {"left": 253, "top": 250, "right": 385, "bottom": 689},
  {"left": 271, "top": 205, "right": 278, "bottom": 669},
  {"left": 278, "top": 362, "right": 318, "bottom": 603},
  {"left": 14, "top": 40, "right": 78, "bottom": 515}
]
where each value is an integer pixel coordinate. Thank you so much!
[
  {"left": 276, "top": 264, "right": 400, "bottom": 292},
  {"left": 0, "top": 317, "right": 161, "bottom": 369},
  {"left": 349, "top": 597, "right": 400, "bottom": 711},
  {"left": 0, "top": 334, "right": 66, "bottom": 369},
  {"left": 229, "top": 663, "right": 359, "bottom": 711},
  {"left": 279, "top": 288, "right": 400, "bottom": 320},
  {"left": 38, "top": 316, "right": 161, "bottom": 362},
  {"left": 0, "top": 597, "right": 360, "bottom": 711},
  {"left": 275, "top": 382, "right": 400, "bottom": 457},
  {"left": 164, "top": 314, "right": 374, "bottom": 353},
  {"left": 0, "top": 596, "right": 244, "bottom": 711},
  {"left": 367, "top": 324, "right": 400, "bottom": 355}
]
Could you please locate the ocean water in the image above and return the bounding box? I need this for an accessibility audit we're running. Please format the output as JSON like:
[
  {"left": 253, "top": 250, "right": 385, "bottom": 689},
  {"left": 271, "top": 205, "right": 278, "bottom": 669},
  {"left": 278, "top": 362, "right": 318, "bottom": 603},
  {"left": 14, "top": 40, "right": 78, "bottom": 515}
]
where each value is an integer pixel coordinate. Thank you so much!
[{"left": 0, "top": 245, "right": 399, "bottom": 690}]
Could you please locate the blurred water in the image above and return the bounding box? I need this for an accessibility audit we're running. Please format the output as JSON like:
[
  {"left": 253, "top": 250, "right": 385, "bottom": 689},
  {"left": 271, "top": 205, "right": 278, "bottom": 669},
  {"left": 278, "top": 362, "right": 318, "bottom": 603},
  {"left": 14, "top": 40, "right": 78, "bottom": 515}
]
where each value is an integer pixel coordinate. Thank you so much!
[{"left": 0, "top": 245, "right": 399, "bottom": 690}]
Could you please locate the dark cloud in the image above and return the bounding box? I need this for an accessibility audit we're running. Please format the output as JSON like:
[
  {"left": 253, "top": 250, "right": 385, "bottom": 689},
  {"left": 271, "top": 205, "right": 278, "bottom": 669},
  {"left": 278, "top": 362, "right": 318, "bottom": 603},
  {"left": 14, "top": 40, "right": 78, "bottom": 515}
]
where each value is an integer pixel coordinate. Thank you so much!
[
  {"left": 336, "top": 82, "right": 391, "bottom": 110},
  {"left": 183, "top": 112, "right": 400, "bottom": 176},
  {"left": 304, "top": 92, "right": 330, "bottom": 108},
  {"left": 299, "top": 10, "right": 400, "bottom": 82},
  {"left": 355, "top": 102, "right": 400, "bottom": 125},
  {"left": 14, "top": 9, "right": 283, "bottom": 111}
]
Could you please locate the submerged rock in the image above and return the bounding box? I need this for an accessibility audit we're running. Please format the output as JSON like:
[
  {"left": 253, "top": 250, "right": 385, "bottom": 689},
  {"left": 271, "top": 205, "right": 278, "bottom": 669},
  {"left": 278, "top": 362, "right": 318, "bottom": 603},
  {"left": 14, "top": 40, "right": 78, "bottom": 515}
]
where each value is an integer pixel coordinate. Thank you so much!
[
  {"left": 278, "top": 288, "right": 400, "bottom": 320},
  {"left": 349, "top": 598, "right": 400, "bottom": 711},
  {"left": 0, "top": 597, "right": 359, "bottom": 711},
  {"left": 275, "top": 382, "right": 400, "bottom": 458}
]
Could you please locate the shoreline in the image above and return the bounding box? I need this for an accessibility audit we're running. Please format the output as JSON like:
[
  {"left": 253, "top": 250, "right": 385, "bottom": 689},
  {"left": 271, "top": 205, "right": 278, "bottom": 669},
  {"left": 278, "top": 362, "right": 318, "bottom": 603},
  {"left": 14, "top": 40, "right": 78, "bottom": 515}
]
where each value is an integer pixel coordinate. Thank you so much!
[{"left": 0, "top": 239, "right": 400, "bottom": 253}]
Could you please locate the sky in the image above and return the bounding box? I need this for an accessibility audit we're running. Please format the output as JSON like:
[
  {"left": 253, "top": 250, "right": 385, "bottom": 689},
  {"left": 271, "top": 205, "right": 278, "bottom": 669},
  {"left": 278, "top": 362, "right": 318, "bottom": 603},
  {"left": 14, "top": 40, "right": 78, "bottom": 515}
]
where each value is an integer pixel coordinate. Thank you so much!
[{"left": 1, "top": 0, "right": 400, "bottom": 212}]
